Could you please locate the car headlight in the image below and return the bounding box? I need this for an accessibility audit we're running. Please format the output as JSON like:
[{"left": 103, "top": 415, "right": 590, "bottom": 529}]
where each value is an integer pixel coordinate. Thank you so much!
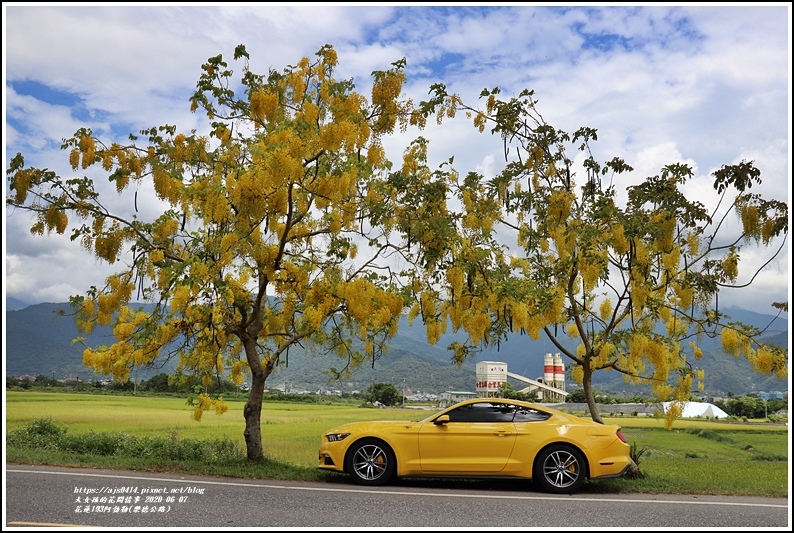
[{"left": 326, "top": 432, "right": 351, "bottom": 442}]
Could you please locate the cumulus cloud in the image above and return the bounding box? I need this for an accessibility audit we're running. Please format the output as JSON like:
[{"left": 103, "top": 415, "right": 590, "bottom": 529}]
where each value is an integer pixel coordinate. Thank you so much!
[{"left": 3, "top": 4, "right": 789, "bottom": 316}]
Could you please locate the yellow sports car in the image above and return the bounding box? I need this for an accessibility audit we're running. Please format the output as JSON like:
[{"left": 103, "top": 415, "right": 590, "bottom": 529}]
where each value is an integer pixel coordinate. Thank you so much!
[{"left": 318, "top": 398, "right": 633, "bottom": 494}]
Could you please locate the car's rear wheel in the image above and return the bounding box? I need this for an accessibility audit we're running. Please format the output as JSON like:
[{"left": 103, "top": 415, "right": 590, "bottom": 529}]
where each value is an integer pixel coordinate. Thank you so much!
[
  {"left": 346, "top": 438, "right": 396, "bottom": 486},
  {"left": 534, "top": 444, "right": 586, "bottom": 494}
]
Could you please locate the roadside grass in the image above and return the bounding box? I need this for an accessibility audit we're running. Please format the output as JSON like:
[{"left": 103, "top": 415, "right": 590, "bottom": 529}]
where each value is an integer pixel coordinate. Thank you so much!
[
  {"left": 617, "top": 426, "right": 789, "bottom": 462},
  {"left": 4, "top": 391, "right": 788, "bottom": 497}
]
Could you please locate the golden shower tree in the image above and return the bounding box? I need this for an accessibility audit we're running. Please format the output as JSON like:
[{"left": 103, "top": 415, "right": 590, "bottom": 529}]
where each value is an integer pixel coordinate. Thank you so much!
[
  {"left": 405, "top": 85, "right": 788, "bottom": 425},
  {"left": 6, "top": 44, "right": 428, "bottom": 459}
]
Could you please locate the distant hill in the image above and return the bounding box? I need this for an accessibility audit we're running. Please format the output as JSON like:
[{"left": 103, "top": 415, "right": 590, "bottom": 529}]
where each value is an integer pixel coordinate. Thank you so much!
[
  {"left": 5, "top": 296, "right": 30, "bottom": 312},
  {"left": 4, "top": 302, "right": 176, "bottom": 381},
  {"left": 4, "top": 301, "right": 788, "bottom": 396}
]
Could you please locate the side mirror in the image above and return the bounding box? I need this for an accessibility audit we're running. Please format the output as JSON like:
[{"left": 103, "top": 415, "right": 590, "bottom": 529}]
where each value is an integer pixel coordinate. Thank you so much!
[{"left": 434, "top": 414, "right": 450, "bottom": 425}]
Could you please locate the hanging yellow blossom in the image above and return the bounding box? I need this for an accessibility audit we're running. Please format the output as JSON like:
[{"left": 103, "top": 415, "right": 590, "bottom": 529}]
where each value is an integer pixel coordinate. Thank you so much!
[
  {"left": 722, "top": 251, "right": 739, "bottom": 280},
  {"left": 79, "top": 135, "right": 96, "bottom": 169},
  {"left": 599, "top": 299, "right": 612, "bottom": 321},
  {"left": 721, "top": 327, "right": 741, "bottom": 356},
  {"left": 571, "top": 364, "right": 584, "bottom": 384}
]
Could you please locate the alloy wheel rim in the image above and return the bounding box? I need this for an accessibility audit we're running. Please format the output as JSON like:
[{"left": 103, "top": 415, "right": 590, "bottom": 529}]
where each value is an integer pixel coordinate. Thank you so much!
[
  {"left": 353, "top": 444, "right": 387, "bottom": 480},
  {"left": 543, "top": 450, "right": 579, "bottom": 488}
]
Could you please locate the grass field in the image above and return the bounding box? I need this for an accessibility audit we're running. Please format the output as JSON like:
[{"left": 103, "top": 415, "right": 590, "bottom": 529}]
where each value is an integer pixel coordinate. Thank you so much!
[
  {"left": 5, "top": 392, "right": 423, "bottom": 466},
  {"left": 4, "top": 391, "right": 789, "bottom": 497}
]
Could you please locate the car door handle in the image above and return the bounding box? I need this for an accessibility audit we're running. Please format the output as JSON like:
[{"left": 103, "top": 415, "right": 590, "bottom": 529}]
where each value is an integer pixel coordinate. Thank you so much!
[{"left": 493, "top": 430, "right": 512, "bottom": 436}]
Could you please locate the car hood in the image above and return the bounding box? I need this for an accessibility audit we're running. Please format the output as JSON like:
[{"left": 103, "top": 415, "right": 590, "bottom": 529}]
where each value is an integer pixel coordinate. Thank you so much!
[{"left": 325, "top": 419, "right": 422, "bottom": 434}]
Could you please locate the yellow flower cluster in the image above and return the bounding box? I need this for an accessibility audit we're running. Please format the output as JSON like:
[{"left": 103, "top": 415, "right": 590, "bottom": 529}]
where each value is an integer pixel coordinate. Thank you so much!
[
  {"left": 192, "top": 393, "right": 213, "bottom": 421},
  {"left": 407, "top": 301, "right": 421, "bottom": 324},
  {"left": 629, "top": 272, "right": 650, "bottom": 312},
  {"left": 685, "top": 230, "right": 700, "bottom": 255},
  {"left": 579, "top": 252, "right": 604, "bottom": 292},
  {"left": 720, "top": 327, "right": 743, "bottom": 356},
  {"left": 371, "top": 71, "right": 406, "bottom": 133},
  {"left": 547, "top": 190, "right": 572, "bottom": 221},
  {"left": 599, "top": 299, "right": 613, "bottom": 321},
  {"left": 673, "top": 282, "right": 694, "bottom": 309},
  {"left": 69, "top": 149, "right": 80, "bottom": 170},
  {"left": 610, "top": 224, "right": 629, "bottom": 255},
  {"left": 542, "top": 287, "right": 565, "bottom": 324},
  {"left": 523, "top": 313, "right": 545, "bottom": 340},
  {"left": 288, "top": 71, "right": 308, "bottom": 103},
  {"left": 473, "top": 112, "right": 488, "bottom": 133},
  {"left": 664, "top": 313, "right": 688, "bottom": 337},
  {"left": 654, "top": 213, "right": 675, "bottom": 251},
  {"left": 152, "top": 167, "right": 181, "bottom": 203},
  {"left": 508, "top": 301, "right": 529, "bottom": 333},
  {"left": 463, "top": 309, "right": 491, "bottom": 345},
  {"left": 93, "top": 231, "right": 123, "bottom": 263},
  {"left": 367, "top": 143, "right": 386, "bottom": 167},
  {"left": 661, "top": 246, "right": 680, "bottom": 278},
  {"left": 82, "top": 346, "right": 111, "bottom": 376},
  {"left": 214, "top": 398, "right": 229, "bottom": 415},
  {"left": 595, "top": 342, "right": 616, "bottom": 365},
  {"left": 154, "top": 321, "right": 178, "bottom": 346},
  {"left": 739, "top": 204, "right": 760, "bottom": 238},
  {"left": 721, "top": 251, "right": 739, "bottom": 280},
  {"left": 689, "top": 341, "right": 703, "bottom": 360},
  {"left": 424, "top": 316, "right": 444, "bottom": 346},
  {"left": 250, "top": 90, "right": 281, "bottom": 124},
  {"left": 78, "top": 135, "right": 96, "bottom": 169},
  {"left": 44, "top": 205, "right": 68, "bottom": 234},
  {"left": 170, "top": 284, "right": 195, "bottom": 313},
  {"left": 230, "top": 361, "right": 246, "bottom": 384},
  {"left": 570, "top": 364, "right": 584, "bottom": 384},
  {"left": 153, "top": 217, "right": 179, "bottom": 243},
  {"left": 112, "top": 321, "right": 135, "bottom": 340},
  {"left": 664, "top": 402, "right": 682, "bottom": 428}
]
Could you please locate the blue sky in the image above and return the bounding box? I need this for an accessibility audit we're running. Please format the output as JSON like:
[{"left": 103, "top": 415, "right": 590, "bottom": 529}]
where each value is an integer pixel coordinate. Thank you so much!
[{"left": 3, "top": 3, "right": 791, "bottom": 316}]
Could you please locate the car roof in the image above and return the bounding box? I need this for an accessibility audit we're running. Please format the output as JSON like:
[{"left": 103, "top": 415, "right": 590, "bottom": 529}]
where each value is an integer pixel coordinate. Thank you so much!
[{"left": 450, "top": 397, "right": 544, "bottom": 409}]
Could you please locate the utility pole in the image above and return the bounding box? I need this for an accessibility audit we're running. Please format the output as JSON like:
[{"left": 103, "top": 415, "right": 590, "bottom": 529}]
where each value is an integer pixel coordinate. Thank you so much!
[{"left": 402, "top": 377, "right": 406, "bottom": 407}]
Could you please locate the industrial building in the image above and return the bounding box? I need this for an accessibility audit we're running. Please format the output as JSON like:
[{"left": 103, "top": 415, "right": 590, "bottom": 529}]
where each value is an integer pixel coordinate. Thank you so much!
[{"left": 475, "top": 354, "right": 569, "bottom": 403}]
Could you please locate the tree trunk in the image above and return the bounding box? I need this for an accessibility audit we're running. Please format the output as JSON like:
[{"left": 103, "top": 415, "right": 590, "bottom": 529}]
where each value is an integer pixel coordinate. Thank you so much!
[
  {"left": 243, "top": 370, "right": 265, "bottom": 461},
  {"left": 582, "top": 362, "right": 603, "bottom": 424}
]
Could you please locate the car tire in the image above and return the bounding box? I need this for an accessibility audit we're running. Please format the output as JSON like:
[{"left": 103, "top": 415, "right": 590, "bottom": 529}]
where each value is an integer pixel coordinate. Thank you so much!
[
  {"left": 534, "top": 444, "right": 586, "bottom": 494},
  {"left": 346, "top": 438, "right": 396, "bottom": 486}
]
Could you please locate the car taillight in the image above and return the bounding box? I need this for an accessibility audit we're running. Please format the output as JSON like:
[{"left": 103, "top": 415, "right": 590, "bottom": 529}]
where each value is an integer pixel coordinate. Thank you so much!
[{"left": 616, "top": 429, "right": 627, "bottom": 443}]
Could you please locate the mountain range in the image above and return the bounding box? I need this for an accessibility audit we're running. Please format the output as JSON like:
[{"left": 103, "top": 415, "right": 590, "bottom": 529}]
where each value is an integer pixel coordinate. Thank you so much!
[{"left": 4, "top": 297, "right": 789, "bottom": 396}]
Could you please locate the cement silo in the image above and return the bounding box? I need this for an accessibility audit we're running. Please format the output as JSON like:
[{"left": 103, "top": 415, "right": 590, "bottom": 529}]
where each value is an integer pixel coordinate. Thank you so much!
[
  {"left": 553, "top": 353, "right": 565, "bottom": 391},
  {"left": 543, "top": 353, "right": 554, "bottom": 384}
]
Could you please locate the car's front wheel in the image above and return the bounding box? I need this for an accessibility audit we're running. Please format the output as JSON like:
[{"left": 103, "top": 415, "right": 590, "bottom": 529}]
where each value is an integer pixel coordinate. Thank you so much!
[
  {"left": 534, "top": 444, "right": 586, "bottom": 494},
  {"left": 346, "top": 438, "right": 396, "bottom": 486}
]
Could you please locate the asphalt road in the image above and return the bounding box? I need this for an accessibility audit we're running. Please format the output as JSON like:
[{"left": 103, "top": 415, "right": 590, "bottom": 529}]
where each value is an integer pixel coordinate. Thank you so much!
[{"left": 4, "top": 464, "right": 790, "bottom": 529}]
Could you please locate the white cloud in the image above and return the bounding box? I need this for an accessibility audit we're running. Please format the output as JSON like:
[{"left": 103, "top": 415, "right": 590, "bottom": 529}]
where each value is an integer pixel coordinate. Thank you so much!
[{"left": 3, "top": 4, "right": 789, "bottom": 317}]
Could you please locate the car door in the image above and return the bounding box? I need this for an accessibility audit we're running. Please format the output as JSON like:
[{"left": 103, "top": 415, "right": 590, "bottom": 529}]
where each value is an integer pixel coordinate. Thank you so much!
[
  {"left": 505, "top": 404, "right": 553, "bottom": 466},
  {"left": 418, "top": 401, "right": 517, "bottom": 473}
]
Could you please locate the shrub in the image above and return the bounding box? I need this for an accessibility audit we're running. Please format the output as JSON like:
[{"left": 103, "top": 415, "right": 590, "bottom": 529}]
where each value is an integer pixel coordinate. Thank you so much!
[
  {"left": 64, "top": 431, "right": 127, "bottom": 455},
  {"left": 625, "top": 441, "right": 649, "bottom": 479},
  {"left": 7, "top": 418, "right": 68, "bottom": 450},
  {"left": 6, "top": 418, "right": 245, "bottom": 464}
]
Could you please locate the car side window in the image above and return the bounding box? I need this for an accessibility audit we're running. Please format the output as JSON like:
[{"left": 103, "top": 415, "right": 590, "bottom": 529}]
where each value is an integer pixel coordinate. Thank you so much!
[
  {"left": 512, "top": 406, "right": 552, "bottom": 422},
  {"left": 446, "top": 402, "right": 516, "bottom": 422}
]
